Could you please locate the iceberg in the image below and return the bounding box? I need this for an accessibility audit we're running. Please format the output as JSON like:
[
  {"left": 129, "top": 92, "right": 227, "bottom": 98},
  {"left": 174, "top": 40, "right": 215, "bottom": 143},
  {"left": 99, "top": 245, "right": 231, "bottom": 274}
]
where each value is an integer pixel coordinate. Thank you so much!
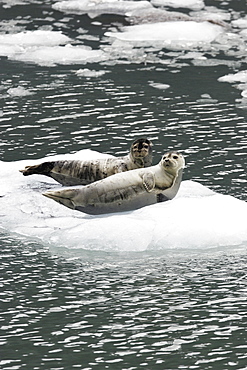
[{"left": 0, "top": 150, "right": 246, "bottom": 252}]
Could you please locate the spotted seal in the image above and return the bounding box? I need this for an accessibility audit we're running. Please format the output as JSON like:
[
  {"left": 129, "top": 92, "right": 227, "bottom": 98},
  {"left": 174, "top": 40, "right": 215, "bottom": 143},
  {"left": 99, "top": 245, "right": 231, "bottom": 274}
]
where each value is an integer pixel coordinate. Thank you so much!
[
  {"left": 43, "top": 151, "right": 185, "bottom": 215},
  {"left": 20, "top": 138, "right": 152, "bottom": 186}
]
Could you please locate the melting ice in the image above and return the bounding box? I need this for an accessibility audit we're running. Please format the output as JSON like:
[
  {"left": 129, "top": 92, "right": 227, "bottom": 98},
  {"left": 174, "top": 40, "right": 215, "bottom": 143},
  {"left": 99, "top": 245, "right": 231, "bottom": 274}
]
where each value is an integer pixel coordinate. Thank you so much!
[
  {"left": 0, "top": 30, "right": 108, "bottom": 66},
  {"left": 106, "top": 21, "right": 223, "bottom": 48},
  {"left": 1, "top": 0, "right": 245, "bottom": 67},
  {"left": 0, "top": 150, "right": 246, "bottom": 252}
]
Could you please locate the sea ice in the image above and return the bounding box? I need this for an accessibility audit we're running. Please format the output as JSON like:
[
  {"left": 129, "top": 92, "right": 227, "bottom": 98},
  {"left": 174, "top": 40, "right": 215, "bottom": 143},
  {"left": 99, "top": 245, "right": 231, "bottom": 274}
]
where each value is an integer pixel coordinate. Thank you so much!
[
  {"left": 149, "top": 82, "right": 170, "bottom": 90},
  {"left": 76, "top": 68, "right": 109, "bottom": 77},
  {"left": 10, "top": 45, "right": 109, "bottom": 66},
  {"left": 7, "top": 86, "right": 33, "bottom": 97},
  {"left": 150, "top": 0, "right": 204, "bottom": 10},
  {"left": 0, "top": 30, "right": 70, "bottom": 46},
  {"left": 105, "top": 21, "right": 223, "bottom": 49},
  {"left": 0, "top": 150, "right": 246, "bottom": 252},
  {"left": 218, "top": 70, "right": 247, "bottom": 83},
  {"left": 52, "top": 0, "right": 153, "bottom": 18},
  {"left": 0, "top": 29, "right": 108, "bottom": 66}
]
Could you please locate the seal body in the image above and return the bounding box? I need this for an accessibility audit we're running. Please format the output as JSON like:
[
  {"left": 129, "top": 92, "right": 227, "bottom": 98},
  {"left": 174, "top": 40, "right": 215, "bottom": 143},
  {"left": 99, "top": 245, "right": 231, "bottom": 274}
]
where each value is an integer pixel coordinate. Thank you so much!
[
  {"left": 43, "top": 152, "right": 185, "bottom": 215},
  {"left": 20, "top": 138, "right": 152, "bottom": 186}
]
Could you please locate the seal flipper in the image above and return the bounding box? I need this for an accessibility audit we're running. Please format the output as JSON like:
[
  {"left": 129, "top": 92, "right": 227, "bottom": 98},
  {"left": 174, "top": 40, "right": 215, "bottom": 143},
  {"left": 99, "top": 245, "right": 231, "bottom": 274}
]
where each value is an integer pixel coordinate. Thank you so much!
[
  {"left": 142, "top": 172, "right": 155, "bottom": 192},
  {"left": 43, "top": 188, "right": 79, "bottom": 210},
  {"left": 157, "top": 168, "right": 184, "bottom": 202},
  {"left": 20, "top": 162, "right": 55, "bottom": 176}
]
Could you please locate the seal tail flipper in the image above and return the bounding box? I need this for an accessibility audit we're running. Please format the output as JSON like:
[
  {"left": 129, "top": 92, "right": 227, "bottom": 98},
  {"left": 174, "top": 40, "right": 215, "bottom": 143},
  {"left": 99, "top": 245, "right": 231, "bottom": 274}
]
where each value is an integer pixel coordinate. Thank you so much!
[
  {"left": 20, "top": 162, "right": 55, "bottom": 176},
  {"left": 43, "top": 189, "right": 78, "bottom": 210}
]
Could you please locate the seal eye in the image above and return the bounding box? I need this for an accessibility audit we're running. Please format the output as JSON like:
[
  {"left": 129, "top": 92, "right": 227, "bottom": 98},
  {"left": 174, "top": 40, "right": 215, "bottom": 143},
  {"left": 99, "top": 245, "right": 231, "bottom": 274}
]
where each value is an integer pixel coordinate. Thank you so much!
[{"left": 173, "top": 155, "right": 178, "bottom": 159}]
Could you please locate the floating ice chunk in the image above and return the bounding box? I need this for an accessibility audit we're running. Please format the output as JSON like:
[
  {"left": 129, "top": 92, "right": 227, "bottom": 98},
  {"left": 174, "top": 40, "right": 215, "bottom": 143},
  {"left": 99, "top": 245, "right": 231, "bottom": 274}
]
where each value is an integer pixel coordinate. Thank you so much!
[
  {"left": 10, "top": 44, "right": 109, "bottom": 66},
  {"left": 241, "top": 90, "right": 247, "bottom": 98},
  {"left": 151, "top": 0, "right": 204, "bottom": 10},
  {"left": 0, "top": 30, "right": 70, "bottom": 46},
  {"left": 232, "top": 17, "right": 247, "bottom": 29},
  {"left": 7, "top": 86, "right": 33, "bottom": 97},
  {"left": 106, "top": 21, "right": 223, "bottom": 49},
  {"left": 149, "top": 82, "right": 170, "bottom": 90},
  {"left": 52, "top": 0, "right": 152, "bottom": 18},
  {"left": 0, "top": 151, "right": 247, "bottom": 252},
  {"left": 218, "top": 71, "right": 247, "bottom": 83},
  {"left": 76, "top": 68, "right": 109, "bottom": 77},
  {"left": 0, "top": 29, "right": 108, "bottom": 66},
  {"left": 1, "top": 0, "right": 28, "bottom": 7}
]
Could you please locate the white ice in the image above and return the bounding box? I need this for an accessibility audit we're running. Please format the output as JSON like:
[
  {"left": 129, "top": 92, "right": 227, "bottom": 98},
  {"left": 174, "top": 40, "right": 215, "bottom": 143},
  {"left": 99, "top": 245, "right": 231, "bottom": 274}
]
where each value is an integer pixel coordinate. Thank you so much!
[
  {"left": 0, "top": 30, "right": 70, "bottom": 46},
  {"left": 10, "top": 45, "right": 109, "bottom": 67},
  {"left": 0, "top": 30, "right": 108, "bottom": 66},
  {"left": 0, "top": 150, "right": 246, "bottom": 252},
  {"left": 52, "top": 0, "right": 153, "bottom": 18},
  {"left": 106, "top": 21, "right": 223, "bottom": 49},
  {"left": 218, "top": 71, "right": 247, "bottom": 101},
  {"left": 149, "top": 82, "right": 170, "bottom": 90},
  {"left": 76, "top": 68, "right": 109, "bottom": 77},
  {"left": 150, "top": 0, "right": 204, "bottom": 10},
  {"left": 7, "top": 86, "right": 33, "bottom": 97},
  {"left": 218, "top": 70, "right": 247, "bottom": 83}
]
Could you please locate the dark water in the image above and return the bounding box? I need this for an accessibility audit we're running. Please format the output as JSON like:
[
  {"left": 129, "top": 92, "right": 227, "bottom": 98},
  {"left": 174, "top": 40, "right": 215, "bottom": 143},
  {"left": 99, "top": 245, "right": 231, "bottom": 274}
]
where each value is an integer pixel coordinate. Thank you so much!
[
  {"left": 0, "top": 0, "right": 247, "bottom": 368},
  {"left": 1, "top": 234, "right": 247, "bottom": 370}
]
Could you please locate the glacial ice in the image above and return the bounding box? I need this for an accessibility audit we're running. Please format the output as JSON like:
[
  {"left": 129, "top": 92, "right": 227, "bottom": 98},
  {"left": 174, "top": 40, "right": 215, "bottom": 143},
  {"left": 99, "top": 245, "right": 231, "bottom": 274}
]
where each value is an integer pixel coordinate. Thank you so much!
[
  {"left": 0, "top": 150, "right": 246, "bottom": 252},
  {"left": 0, "top": 30, "right": 108, "bottom": 66},
  {"left": 52, "top": 0, "right": 153, "bottom": 18},
  {"left": 150, "top": 0, "right": 204, "bottom": 10},
  {"left": 105, "top": 21, "right": 223, "bottom": 49}
]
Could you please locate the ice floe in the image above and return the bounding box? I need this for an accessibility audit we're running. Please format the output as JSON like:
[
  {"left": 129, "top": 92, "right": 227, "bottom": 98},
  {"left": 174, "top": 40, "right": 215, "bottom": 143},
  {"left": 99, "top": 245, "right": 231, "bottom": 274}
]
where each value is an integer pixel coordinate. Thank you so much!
[
  {"left": 0, "top": 30, "right": 71, "bottom": 46},
  {"left": 149, "top": 82, "right": 170, "bottom": 90},
  {"left": 105, "top": 21, "right": 223, "bottom": 49},
  {"left": 0, "top": 150, "right": 246, "bottom": 252},
  {"left": 7, "top": 86, "right": 34, "bottom": 97},
  {"left": 218, "top": 70, "right": 247, "bottom": 104},
  {"left": 0, "top": 30, "right": 108, "bottom": 66},
  {"left": 75, "top": 68, "right": 109, "bottom": 77},
  {"left": 150, "top": 0, "right": 204, "bottom": 10},
  {"left": 10, "top": 45, "right": 109, "bottom": 66},
  {"left": 218, "top": 70, "right": 247, "bottom": 84},
  {"left": 52, "top": 0, "right": 153, "bottom": 18}
]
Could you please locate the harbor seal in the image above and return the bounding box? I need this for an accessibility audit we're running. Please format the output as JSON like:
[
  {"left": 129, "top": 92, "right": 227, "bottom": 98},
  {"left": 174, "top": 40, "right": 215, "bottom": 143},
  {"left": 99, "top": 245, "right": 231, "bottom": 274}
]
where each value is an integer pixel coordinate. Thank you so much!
[
  {"left": 20, "top": 138, "right": 152, "bottom": 186},
  {"left": 43, "top": 151, "right": 185, "bottom": 215}
]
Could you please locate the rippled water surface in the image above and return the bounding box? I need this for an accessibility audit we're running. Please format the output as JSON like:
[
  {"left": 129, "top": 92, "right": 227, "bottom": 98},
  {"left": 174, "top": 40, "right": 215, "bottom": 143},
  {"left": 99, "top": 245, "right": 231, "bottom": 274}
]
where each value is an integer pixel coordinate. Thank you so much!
[
  {"left": 0, "top": 0, "right": 247, "bottom": 368},
  {"left": 1, "top": 235, "right": 247, "bottom": 370}
]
